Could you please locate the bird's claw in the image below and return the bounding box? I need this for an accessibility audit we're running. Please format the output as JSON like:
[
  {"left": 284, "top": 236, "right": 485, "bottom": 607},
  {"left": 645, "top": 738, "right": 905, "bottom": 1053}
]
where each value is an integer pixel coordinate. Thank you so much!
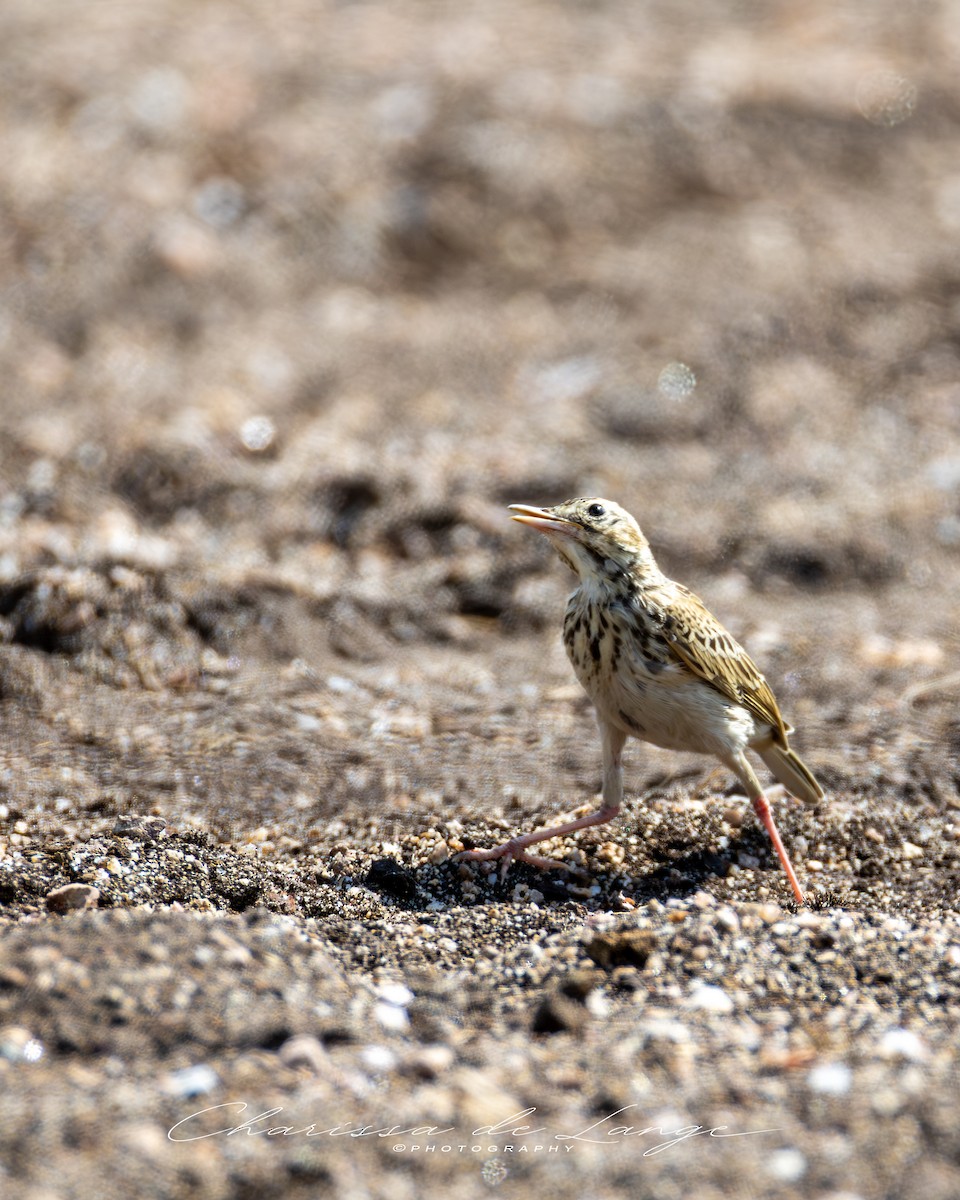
[{"left": 453, "top": 840, "right": 569, "bottom": 878}]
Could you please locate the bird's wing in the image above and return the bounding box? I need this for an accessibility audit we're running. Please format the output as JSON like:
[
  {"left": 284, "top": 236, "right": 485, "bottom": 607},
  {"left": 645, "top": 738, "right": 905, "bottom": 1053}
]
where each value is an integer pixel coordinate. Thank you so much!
[{"left": 657, "top": 584, "right": 788, "bottom": 742}]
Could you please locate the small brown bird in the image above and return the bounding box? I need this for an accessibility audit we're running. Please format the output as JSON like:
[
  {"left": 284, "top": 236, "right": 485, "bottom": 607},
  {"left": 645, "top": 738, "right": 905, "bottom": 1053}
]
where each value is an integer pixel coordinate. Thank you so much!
[{"left": 457, "top": 497, "right": 823, "bottom": 904}]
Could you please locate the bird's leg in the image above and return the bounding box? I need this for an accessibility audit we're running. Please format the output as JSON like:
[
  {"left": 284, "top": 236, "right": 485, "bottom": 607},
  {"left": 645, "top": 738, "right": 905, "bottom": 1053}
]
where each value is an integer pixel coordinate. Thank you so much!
[
  {"left": 455, "top": 720, "right": 627, "bottom": 877},
  {"left": 730, "top": 752, "right": 805, "bottom": 905},
  {"left": 599, "top": 718, "right": 626, "bottom": 811}
]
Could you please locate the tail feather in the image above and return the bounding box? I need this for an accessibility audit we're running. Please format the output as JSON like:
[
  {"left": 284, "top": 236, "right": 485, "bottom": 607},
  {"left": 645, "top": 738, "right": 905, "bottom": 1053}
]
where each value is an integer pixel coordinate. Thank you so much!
[{"left": 756, "top": 743, "right": 824, "bottom": 804}]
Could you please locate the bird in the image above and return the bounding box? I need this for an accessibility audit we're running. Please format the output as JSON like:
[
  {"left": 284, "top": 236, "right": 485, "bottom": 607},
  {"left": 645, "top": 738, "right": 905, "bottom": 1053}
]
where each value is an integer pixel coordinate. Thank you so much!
[{"left": 455, "top": 497, "right": 823, "bottom": 904}]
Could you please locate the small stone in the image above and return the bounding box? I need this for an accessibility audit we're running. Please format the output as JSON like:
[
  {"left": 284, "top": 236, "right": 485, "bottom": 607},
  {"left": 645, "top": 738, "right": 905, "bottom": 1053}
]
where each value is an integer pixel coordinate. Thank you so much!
[
  {"left": 163, "top": 1064, "right": 219, "bottom": 1099},
  {"left": 807, "top": 1062, "right": 853, "bottom": 1096},
  {"left": 377, "top": 982, "right": 415, "bottom": 1007},
  {"left": 369, "top": 709, "right": 431, "bottom": 738},
  {"left": 113, "top": 815, "right": 167, "bottom": 840},
  {"left": 582, "top": 928, "right": 657, "bottom": 970},
  {"left": 767, "top": 1147, "right": 807, "bottom": 1183},
  {"left": 374, "top": 1002, "right": 410, "bottom": 1032},
  {"left": 404, "top": 1044, "right": 455, "bottom": 1078},
  {"left": 877, "top": 1028, "right": 927, "bottom": 1062},
  {"left": 532, "top": 971, "right": 597, "bottom": 1034},
  {"left": 715, "top": 907, "right": 740, "bottom": 933},
  {"left": 641, "top": 1019, "right": 692, "bottom": 1048},
  {"left": 532, "top": 992, "right": 590, "bottom": 1035},
  {"left": 686, "top": 984, "right": 734, "bottom": 1014},
  {"left": 365, "top": 859, "right": 418, "bottom": 903},
  {"left": 278, "top": 1035, "right": 329, "bottom": 1073},
  {"left": 0, "top": 1026, "right": 45, "bottom": 1063},
  {"left": 361, "top": 1045, "right": 398, "bottom": 1073},
  {"left": 0, "top": 965, "right": 29, "bottom": 989},
  {"left": 46, "top": 883, "right": 100, "bottom": 913}
]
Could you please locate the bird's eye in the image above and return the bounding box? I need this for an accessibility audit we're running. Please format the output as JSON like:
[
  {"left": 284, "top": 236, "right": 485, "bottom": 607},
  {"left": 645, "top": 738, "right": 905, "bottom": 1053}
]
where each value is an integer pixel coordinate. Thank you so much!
[{"left": 586, "top": 503, "right": 606, "bottom": 519}]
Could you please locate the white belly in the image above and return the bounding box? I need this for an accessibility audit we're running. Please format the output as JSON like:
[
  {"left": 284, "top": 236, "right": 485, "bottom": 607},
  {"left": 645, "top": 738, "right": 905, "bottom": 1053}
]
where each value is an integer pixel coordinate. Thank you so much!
[{"left": 576, "top": 653, "right": 762, "bottom": 759}]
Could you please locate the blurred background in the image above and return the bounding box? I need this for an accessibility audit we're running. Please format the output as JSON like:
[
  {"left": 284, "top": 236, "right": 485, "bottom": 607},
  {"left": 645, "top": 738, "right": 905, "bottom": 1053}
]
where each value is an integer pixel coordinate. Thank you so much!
[
  {"left": 3, "top": 6, "right": 960, "bottom": 1200},
  {"left": 0, "top": 0, "right": 957, "bottom": 835}
]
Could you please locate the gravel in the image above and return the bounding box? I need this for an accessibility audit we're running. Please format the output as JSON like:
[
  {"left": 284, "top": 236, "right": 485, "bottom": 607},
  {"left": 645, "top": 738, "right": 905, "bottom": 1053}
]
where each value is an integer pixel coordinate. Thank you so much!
[{"left": 2, "top": 1, "right": 960, "bottom": 1197}]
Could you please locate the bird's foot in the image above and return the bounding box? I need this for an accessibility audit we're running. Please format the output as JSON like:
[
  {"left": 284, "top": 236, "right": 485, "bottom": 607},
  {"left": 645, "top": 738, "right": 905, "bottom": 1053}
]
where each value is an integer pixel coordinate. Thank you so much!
[
  {"left": 453, "top": 839, "right": 570, "bottom": 879},
  {"left": 454, "top": 805, "right": 620, "bottom": 880}
]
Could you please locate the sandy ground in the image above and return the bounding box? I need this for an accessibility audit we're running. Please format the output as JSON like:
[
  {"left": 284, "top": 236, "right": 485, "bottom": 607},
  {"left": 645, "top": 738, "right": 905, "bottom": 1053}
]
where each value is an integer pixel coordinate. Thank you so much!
[{"left": 1, "top": 2, "right": 959, "bottom": 1198}]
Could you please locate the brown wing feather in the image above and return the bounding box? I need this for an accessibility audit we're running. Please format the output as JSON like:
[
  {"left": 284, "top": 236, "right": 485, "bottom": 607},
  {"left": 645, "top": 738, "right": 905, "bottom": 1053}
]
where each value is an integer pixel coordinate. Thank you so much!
[{"left": 659, "top": 585, "right": 788, "bottom": 744}]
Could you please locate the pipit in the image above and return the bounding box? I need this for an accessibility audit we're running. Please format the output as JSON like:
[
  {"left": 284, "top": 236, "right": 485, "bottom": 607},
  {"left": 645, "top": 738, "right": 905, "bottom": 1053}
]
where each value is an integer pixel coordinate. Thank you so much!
[{"left": 456, "top": 497, "right": 823, "bottom": 904}]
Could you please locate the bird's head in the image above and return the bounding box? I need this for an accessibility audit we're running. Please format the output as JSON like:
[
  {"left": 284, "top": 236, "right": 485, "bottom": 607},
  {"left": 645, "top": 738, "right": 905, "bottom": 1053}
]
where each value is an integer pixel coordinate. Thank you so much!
[{"left": 508, "top": 497, "right": 661, "bottom": 584}]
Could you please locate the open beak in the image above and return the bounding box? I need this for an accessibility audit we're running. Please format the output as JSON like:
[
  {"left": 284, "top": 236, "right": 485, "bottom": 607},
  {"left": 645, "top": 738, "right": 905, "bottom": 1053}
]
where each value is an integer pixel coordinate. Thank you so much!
[{"left": 508, "top": 504, "right": 578, "bottom": 537}]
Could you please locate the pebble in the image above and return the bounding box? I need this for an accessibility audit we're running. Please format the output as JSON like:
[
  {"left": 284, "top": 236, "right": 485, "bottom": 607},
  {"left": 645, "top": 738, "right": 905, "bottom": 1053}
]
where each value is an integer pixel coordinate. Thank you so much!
[
  {"left": 163, "top": 1064, "right": 220, "bottom": 1099},
  {"left": 686, "top": 984, "right": 734, "bottom": 1014},
  {"left": 807, "top": 1062, "right": 854, "bottom": 1096},
  {"left": 766, "top": 1147, "right": 807, "bottom": 1183},
  {"left": 429, "top": 840, "right": 450, "bottom": 863},
  {"left": 582, "top": 927, "right": 657, "bottom": 969},
  {"left": 46, "top": 884, "right": 101, "bottom": 913},
  {"left": 377, "top": 982, "right": 414, "bottom": 1007},
  {"left": 113, "top": 815, "right": 167, "bottom": 840},
  {"left": 369, "top": 710, "right": 432, "bottom": 738},
  {"left": 0, "top": 1027, "right": 45, "bottom": 1063},
  {"left": 877, "top": 1028, "right": 928, "bottom": 1062},
  {"left": 643, "top": 1017, "right": 691, "bottom": 1046},
  {"left": 405, "top": 1045, "right": 455, "bottom": 1077},
  {"left": 360, "top": 1045, "right": 398, "bottom": 1073},
  {"left": 374, "top": 1002, "right": 410, "bottom": 1032},
  {"left": 715, "top": 906, "right": 740, "bottom": 933},
  {"left": 278, "top": 1035, "right": 329, "bottom": 1073}
]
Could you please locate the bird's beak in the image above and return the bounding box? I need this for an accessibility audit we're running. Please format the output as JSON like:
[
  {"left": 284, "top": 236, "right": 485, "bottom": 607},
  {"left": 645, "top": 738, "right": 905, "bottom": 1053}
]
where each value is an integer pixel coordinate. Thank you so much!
[{"left": 508, "top": 504, "right": 578, "bottom": 537}]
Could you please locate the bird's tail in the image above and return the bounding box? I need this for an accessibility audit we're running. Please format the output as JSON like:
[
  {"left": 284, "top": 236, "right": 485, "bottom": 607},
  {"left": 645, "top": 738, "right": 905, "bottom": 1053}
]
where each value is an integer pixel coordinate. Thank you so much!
[{"left": 756, "top": 743, "right": 824, "bottom": 804}]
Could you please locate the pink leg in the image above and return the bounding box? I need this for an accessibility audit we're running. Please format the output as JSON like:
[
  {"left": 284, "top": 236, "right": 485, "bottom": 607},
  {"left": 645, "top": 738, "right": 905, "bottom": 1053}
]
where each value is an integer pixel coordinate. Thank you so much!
[
  {"left": 456, "top": 721, "right": 627, "bottom": 877},
  {"left": 751, "top": 791, "right": 805, "bottom": 905},
  {"left": 732, "top": 752, "right": 805, "bottom": 905}
]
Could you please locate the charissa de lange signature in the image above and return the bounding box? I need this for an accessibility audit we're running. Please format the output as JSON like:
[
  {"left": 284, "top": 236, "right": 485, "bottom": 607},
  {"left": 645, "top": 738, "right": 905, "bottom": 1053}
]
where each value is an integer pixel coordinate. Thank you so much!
[{"left": 168, "top": 1103, "right": 779, "bottom": 1156}]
